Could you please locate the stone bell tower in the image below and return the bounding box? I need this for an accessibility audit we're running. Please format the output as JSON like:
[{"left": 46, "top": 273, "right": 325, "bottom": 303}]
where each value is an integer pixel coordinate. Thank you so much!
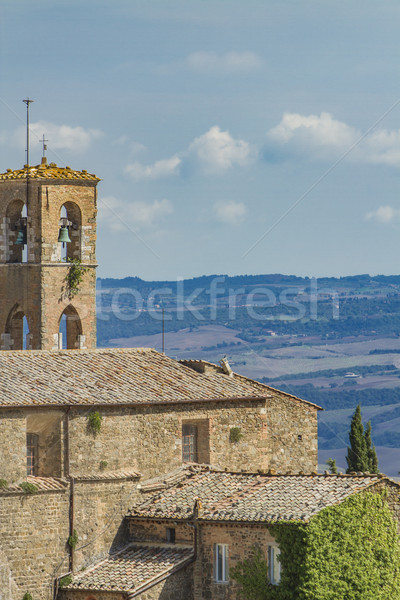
[{"left": 0, "top": 158, "right": 99, "bottom": 350}]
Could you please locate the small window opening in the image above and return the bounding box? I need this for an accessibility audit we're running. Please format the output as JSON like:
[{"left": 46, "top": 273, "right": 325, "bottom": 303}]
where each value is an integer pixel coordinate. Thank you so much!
[
  {"left": 268, "top": 546, "right": 281, "bottom": 585},
  {"left": 58, "top": 305, "right": 83, "bottom": 349},
  {"left": 5, "top": 305, "right": 29, "bottom": 350},
  {"left": 182, "top": 424, "right": 198, "bottom": 462},
  {"left": 166, "top": 528, "right": 176, "bottom": 543},
  {"left": 298, "top": 434, "right": 303, "bottom": 441},
  {"left": 214, "top": 544, "right": 229, "bottom": 583},
  {"left": 22, "top": 316, "right": 30, "bottom": 349},
  {"left": 59, "top": 313, "right": 67, "bottom": 348},
  {"left": 27, "top": 433, "right": 39, "bottom": 476}
]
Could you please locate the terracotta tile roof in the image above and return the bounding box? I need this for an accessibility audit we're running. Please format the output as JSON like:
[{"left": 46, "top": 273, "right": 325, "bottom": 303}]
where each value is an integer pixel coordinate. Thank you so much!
[
  {"left": 0, "top": 161, "right": 99, "bottom": 182},
  {"left": 71, "top": 469, "right": 140, "bottom": 481},
  {"left": 61, "top": 543, "right": 194, "bottom": 595},
  {"left": 180, "top": 359, "right": 320, "bottom": 409},
  {"left": 138, "top": 465, "right": 205, "bottom": 492},
  {"left": 129, "top": 468, "right": 392, "bottom": 523},
  {"left": 0, "top": 476, "right": 67, "bottom": 495},
  {"left": 0, "top": 347, "right": 318, "bottom": 409}
]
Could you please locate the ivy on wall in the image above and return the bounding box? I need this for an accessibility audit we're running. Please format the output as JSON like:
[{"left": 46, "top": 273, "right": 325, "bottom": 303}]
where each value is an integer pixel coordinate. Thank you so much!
[
  {"left": 231, "top": 492, "right": 400, "bottom": 600},
  {"left": 65, "top": 258, "right": 89, "bottom": 298}
]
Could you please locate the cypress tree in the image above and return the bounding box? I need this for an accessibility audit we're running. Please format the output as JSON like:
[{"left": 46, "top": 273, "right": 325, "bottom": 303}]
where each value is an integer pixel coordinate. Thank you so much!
[
  {"left": 346, "top": 404, "right": 368, "bottom": 473},
  {"left": 346, "top": 404, "right": 379, "bottom": 473}
]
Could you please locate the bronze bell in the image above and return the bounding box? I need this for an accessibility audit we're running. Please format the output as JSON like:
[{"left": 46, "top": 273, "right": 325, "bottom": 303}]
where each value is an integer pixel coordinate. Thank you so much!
[
  {"left": 58, "top": 226, "right": 71, "bottom": 244},
  {"left": 15, "top": 227, "right": 27, "bottom": 245}
]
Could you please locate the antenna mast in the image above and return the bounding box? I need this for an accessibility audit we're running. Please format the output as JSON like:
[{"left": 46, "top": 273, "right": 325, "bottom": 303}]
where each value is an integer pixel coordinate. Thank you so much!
[
  {"left": 162, "top": 308, "right": 165, "bottom": 353},
  {"left": 23, "top": 98, "right": 34, "bottom": 214}
]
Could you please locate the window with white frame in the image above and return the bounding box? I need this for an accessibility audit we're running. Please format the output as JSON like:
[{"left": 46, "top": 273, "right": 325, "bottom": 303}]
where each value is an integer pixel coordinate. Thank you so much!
[
  {"left": 267, "top": 545, "right": 281, "bottom": 585},
  {"left": 214, "top": 543, "right": 229, "bottom": 583}
]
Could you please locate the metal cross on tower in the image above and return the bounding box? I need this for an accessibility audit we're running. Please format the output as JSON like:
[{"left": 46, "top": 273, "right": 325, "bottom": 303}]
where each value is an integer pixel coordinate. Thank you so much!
[{"left": 40, "top": 134, "right": 48, "bottom": 158}]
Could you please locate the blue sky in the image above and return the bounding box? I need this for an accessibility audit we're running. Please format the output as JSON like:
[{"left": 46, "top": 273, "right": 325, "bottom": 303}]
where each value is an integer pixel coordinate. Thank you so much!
[{"left": 1, "top": 0, "right": 400, "bottom": 279}]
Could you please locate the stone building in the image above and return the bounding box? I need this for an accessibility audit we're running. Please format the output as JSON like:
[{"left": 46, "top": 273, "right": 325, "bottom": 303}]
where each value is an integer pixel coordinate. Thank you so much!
[
  {"left": 59, "top": 467, "right": 400, "bottom": 599},
  {"left": 0, "top": 346, "right": 320, "bottom": 598},
  {"left": 0, "top": 160, "right": 398, "bottom": 600}
]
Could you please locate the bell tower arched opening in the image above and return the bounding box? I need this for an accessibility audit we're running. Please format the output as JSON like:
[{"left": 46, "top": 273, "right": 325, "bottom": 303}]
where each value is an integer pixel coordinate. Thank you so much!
[
  {"left": 4, "top": 304, "right": 31, "bottom": 350},
  {"left": 59, "top": 201, "right": 81, "bottom": 262},
  {"left": 58, "top": 305, "right": 83, "bottom": 349},
  {"left": 6, "top": 199, "right": 26, "bottom": 263}
]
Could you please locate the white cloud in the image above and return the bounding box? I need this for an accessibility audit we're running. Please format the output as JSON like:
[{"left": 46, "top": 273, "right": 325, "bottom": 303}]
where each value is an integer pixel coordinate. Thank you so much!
[
  {"left": 214, "top": 200, "right": 247, "bottom": 225},
  {"left": 186, "top": 51, "right": 263, "bottom": 73},
  {"left": 124, "top": 126, "right": 251, "bottom": 179},
  {"left": 268, "top": 112, "right": 358, "bottom": 155},
  {"left": 188, "top": 126, "right": 251, "bottom": 174},
  {"left": 125, "top": 156, "right": 181, "bottom": 180},
  {"left": 364, "top": 129, "right": 400, "bottom": 167},
  {"left": 267, "top": 112, "right": 400, "bottom": 167},
  {"left": 98, "top": 195, "right": 173, "bottom": 232},
  {"left": 14, "top": 121, "right": 104, "bottom": 152},
  {"left": 365, "top": 205, "right": 400, "bottom": 224}
]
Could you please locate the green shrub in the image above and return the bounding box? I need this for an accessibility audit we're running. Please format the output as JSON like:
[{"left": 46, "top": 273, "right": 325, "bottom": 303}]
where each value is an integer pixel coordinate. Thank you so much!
[
  {"left": 19, "top": 482, "right": 38, "bottom": 495},
  {"left": 58, "top": 575, "right": 72, "bottom": 588},
  {"left": 0, "top": 478, "right": 8, "bottom": 489},
  {"left": 22, "top": 594, "right": 33, "bottom": 600},
  {"left": 229, "top": 427, "right": 243, "bottom": 444},
  {"left": 87, "top": 410, "right": 102, "bottom": 436},
  {"left": 67, "top": 529, "right": 78, "bottom": 549}
]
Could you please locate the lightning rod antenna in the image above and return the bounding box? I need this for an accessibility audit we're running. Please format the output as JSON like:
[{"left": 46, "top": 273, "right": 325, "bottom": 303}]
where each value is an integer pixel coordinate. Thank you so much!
[{"left": 23, "top": 98, "right": 34, "bottom": 215}]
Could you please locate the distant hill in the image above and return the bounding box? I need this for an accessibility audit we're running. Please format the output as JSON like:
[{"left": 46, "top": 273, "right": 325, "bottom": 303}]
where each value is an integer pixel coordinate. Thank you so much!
[{"left": 96, "top": 273, "right": 400, "bottom": 476}]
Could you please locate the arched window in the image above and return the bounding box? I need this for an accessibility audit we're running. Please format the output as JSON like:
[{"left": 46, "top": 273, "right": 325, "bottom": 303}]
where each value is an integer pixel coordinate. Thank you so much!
[
  {"left": 4, "top": 304, "right": 31, "bottom": 350},
  {"left": 6, "top": 200, "right": 27, "bottom": 263},
  {"left": 58, "top": 305, "right": 83, "bottom": 349},
  {"left": 59, "top": 202, "right": 81, "bottom": 261}
]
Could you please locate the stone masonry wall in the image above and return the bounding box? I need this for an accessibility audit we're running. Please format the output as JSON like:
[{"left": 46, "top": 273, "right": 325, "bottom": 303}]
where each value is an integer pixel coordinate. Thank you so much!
[
  {"left": 263, "top": 393, "right": 318, "bottom": 473},
  {"left": 128, "top": 519, "right": 194, "bottom": 545},
  {"left": 72, "top": 479, "right": 140, "bottom": 570},
  {"left": 0, "top": 410, "right": 66, "bottom": 482},
  {"left": 0, "top": 488, "right": 69, "bottom": 600},
  {"left": 0, "top": 410, "right": 27, "bottom": 482},
  {"left": 67, "top": 398, "right": 318, "bottom": 480},
  {"left": 194, "top": 522, "right": 276, "bottom": 600}
]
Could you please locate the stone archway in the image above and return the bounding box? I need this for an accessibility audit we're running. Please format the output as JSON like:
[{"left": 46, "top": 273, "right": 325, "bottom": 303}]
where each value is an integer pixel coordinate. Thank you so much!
[
  {"left": 60, "top": 201, "right": 82, "bottom": 261},
  {"left": 4, "top": 304, "right": 30, "bottom": 350},
  {"left": 58, "top": 304, "right": 83, "bottom": 349}
]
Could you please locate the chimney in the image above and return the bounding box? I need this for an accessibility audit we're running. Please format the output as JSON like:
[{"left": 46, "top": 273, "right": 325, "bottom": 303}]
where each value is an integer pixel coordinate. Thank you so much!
[{"left": 219, "top": 356, "right": 233, "bottom": 376}]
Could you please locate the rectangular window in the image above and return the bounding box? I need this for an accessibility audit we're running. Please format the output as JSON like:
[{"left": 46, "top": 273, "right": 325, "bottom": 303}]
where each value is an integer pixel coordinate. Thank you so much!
[
  {"left": 26, "top": 433, "right": 39, "bottom": 476},
  {"left": 214, "top": 543, "right": 229, "bottom": 583},
  {"left": 182, "top": 424, "right": 198, "bottom": 462},
  {"left": 166, "top": 527, "right": 176, "bottom": 543},
  {"left": 267, "top": 545, "right": 281, "bottom": 585}
]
